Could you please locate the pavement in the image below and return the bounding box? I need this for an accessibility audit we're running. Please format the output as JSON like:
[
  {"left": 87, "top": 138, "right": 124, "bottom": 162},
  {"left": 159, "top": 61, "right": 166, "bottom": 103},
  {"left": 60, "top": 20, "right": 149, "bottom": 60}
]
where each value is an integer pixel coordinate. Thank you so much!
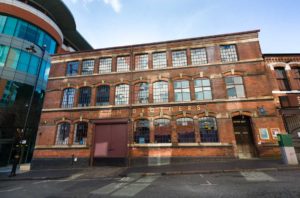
[{"left": 0, "top": 158, "right": 299, "bottom": 181}]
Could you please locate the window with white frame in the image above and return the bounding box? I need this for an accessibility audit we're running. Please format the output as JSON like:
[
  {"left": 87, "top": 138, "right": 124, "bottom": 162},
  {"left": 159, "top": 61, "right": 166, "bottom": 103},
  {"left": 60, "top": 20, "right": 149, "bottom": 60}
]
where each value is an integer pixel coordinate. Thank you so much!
[
  {"left": 115, "top": 84, "right": 129, "bottom": 105},
  {"left": 172, "top": 50, "right": 187, "bottom": 67},
  {"left": 74, "top": 122, "right": 88, "bottom": 145},
  {"left": 153, "top": 52, "right": 167, "bottom": 69},
  {"left": 220, "top": 45, "right": 238, "bottom": 62},
  {"left": 117, "top": 56, "right": 130, "bottom": 72},
  {"left": 194, "top": 79, "right": 212, "bottom": 100},
  {"left": 191, "top": 48, "right": 207, "bottom": 65},
  {"left": 99, "top": 57, "right": 112, "bottom": 74},
  {"left": 135, "top": 54, "right": 148, "bottom": 70},
  {"left": 81, "top": 59, "right": 94, "bottom": 75},
  {"left": 153, "top": 81, "right": 168, "bottom": 103},
  {"left": 225, "top": 76, "right": 245, "bottom": 98},
  {"left": 56, "top": 122, "right": 70, "bottom": 145},
  {"left": 174, "top": 80, "right": 190, "bottom": 102},
  {"left": 61, "top": 88, "right": 76, "bottom": 108}
]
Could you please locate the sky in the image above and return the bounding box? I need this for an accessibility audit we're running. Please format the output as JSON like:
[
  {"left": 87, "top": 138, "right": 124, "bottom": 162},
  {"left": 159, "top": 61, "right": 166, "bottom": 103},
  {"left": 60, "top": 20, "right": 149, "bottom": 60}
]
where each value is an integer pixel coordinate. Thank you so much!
[{"left": 62, "top": 0, "right": 300, "bottom": 53}]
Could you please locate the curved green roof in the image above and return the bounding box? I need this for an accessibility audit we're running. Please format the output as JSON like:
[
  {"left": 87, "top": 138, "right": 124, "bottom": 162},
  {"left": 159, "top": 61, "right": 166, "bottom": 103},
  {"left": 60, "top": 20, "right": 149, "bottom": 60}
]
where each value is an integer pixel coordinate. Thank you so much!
[{"left": 30, "top": 0, "right": 93, "bottom": 50}]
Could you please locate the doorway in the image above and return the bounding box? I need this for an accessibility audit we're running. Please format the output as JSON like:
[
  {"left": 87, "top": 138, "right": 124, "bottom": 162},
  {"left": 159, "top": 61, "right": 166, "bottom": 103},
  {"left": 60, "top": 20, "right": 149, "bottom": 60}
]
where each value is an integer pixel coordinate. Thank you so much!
[{"left": 232, "top": 115, "right": 257, "bottom": 158}]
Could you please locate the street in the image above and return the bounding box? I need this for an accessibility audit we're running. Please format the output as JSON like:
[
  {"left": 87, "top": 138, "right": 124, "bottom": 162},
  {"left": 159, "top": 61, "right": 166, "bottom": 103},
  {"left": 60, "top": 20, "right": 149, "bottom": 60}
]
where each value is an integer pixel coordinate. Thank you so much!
[{"left": 0, "top": 170, "right": 300, "bottom": 198}]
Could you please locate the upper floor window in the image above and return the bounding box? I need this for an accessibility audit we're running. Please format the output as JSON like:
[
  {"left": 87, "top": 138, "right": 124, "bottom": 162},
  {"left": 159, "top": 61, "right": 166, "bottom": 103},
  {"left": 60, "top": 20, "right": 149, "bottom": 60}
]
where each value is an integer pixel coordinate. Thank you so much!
[
  {"left": 220, "top": 45, "right": 238, "bottom": 62},
  {"left": 115, "top": 84, "right": 129, "bottom": 105},
  {"left": 174, "top": 80, "right": 190, "bottom": 102},
  {"left": 194, "top": 79, "right": 212, "bottom": 100},
  {"left": 134, "top": 119, "right": 150, "bottom": 144},
  {"left": 134, "top": 82, "right": 149, "bottom": 104},
  {"left": 81, "top": 60, "right": 94, "bottom": 75},
  {"left": 66, "top": 61, "right": 79, "bottom": 76},
  {"left": 199, "top": 117, "right": 218, "bottom": 142},
  {"left": 153, "top": 52, "right": 167, "bottom": 69},
  {"left": 225, "top": 76, "right": 245, "bottom": 98},
  {"left": 99, "top": 57, "right": 112, "bottom": 74},
  {"left": 135, "top": 54, "right": 148, "bottom": 70},
  {"left": 78, "top": 87, "right": 91, "bottom": 107},
  {"left": 74, "top": 122, "right": 88, "bottom": 145},
  {"left": 275, "top": 67, "right": 291, "bottom": 91},
  {"left": 56, "top": 122, "right": 70, "bottom": 145},
  {"left": 154, "top": 118, "right": 171, "bottom": 143},
  {"left": 191, "top": 48, "right": 207, "bottom": 65},
  {"left": 176, "top": 118, "right": 195, "bottom": 143},
  {"left": 153, "top": 81, "right": 168, "bottom": 103},
  {"left": 117, "top": 56, "right": 130, "bottom": 72},
  {"left": 96, "top": 85, "right": 110, "bottom": 106},
  {"left": 172, "top": 50, "right": 187, "bottom": 67},
  {"left": 293, "top": 67, "right": 300, "bottom": 89},
  {"left": 61, "top": 88, "right": 76, "bottom": 108}
]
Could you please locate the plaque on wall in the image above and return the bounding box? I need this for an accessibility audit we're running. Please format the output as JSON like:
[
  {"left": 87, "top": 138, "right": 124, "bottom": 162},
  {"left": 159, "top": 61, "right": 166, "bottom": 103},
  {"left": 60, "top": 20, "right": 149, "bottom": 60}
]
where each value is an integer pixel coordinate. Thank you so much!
[{"left": 259, "top": 128, "right": 270, "bottom": 140}]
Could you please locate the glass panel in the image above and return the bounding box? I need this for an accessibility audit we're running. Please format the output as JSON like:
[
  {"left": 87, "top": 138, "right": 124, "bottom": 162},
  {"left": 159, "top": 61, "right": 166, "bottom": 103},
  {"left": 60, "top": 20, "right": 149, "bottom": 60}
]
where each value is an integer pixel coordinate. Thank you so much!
[
  {"left": 191, "top": 48, "right": 207, "bottom": 65},
  {"left": 220, "top": 45, "right": 238, "bottom": 62},
  {"left": 0, "top": 15, "right": 7, "bottom": 33},
  {"left": 172, "top": 50, "right": 187, "bottom": 67},
  {"left": 0, "top": 45, "right": 9, "bottom": 67},
  {"left": 174, "top": 80, "right": 190, "bottom": 102},
  {"left": 3, "top": 17, "right": 17, "bottom": 35},
  {"left": 28, "top": 55, "right": 39, "bottom": 75},
  {"left": 81, "top": 59, "right": 94, "bottom": 75},
  {"left": 78, "top": 87, "right": 91, "bottom": 107},
  {"left": 134, "top": 120, "right": 150, "bottom": 144},
  {"left": 56, "top": 123, "right": 70, "bottom": 145},
  {"left": 96, "top": 85, "right": 110, "bottom": 105},
  {"left": 115, "top": 84, "right": 129, "bottom": 105},
  {"left": 99, "top": 57, "right": 112, "bottom": 73},
  {"left": 153, "top": 52, "right": 167, "bottom": 69},
  {"left": 135, "top": 54, "right": 148, "bottom": 70},
  {"left": 17, "top": 51, "right": 31, "bottom": 72},
  {"left": 6, "top": 48, "right": 21, "bottom": 69},
  {"left": 236, "top": 85, "right": 245, "bottom": 97},
  {"left": 199, "top": 117, "right": 218, "bottom": 142},
  {"left": 74, "top": 122, "right": 88, "bottom": 145},
  {"left": 154, "top": 119, "right": 171, "bottom": 143},
  {"left": 153, "top": 81, "right": 168, "bottom": 103},
  {"left": 24, "top": 24, "right": 37, "bottom": 43},
  {"left": 61, "top": 88, "right": 75, "bottom": 108},
  {"left": 14, "top": 20, "right": 27, "bottom": 39},
  {"left": 177, "top": 118, "right": 195, "bottom": 143},
  {"left": 117, "top": 56, "right": 130, "bottom": 72},
  {"left": 66, "top": 61, "right": 79, "bottom": 76},
  {"left": 135, "top": 82, "right": 149, "bottom": 104}
]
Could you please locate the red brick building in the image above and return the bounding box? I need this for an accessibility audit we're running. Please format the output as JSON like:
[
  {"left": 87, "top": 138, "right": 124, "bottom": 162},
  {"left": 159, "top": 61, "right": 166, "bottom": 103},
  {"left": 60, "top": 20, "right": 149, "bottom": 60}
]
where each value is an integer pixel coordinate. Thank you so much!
[{"left": 32, "top": 30, "right": 284, "bottom": 168}]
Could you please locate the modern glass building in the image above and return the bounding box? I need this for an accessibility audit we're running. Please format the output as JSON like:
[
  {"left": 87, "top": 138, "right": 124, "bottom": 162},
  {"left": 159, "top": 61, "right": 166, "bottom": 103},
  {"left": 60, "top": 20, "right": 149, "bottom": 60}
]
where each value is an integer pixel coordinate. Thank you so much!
[{"left": 0, "top": 0, "right": 92, "bottom": 166}]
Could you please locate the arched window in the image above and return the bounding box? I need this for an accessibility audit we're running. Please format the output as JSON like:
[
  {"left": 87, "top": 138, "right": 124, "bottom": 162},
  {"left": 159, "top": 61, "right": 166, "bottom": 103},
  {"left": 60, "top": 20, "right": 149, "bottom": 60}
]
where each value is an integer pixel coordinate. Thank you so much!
[
  {"left": 61, "top": 88, "right": 75, "bottom": 108},
  {"left": 115, "top": 84, "right": 129, "bottom": 105},
  {"left": 96, "top": 85, "right": 110, "bottom": 105},
  {"left": 74, "top": 122, "right": 88, "bottom": 145},
  {"left": 174, "top": 80, "right": 190, "bottom": 102},
  {"left": 292, "top": 67, "right": 300, "bottom": 89},
  {"left": 194, "top": 78, "right": 212, "bottom": 100},
  {"left": 274, "top": 67, "right": 291, "bottom": 91},
  {"left": 134, "top": 82, "right": 149, "bottom": 104},
  {"left": 199, "top": 117, "right": 218, "bottom": 142},
  {"left": 176, "top": 118, "right": 195, "bottom": 143},
  {"left": 134, "top": 120, "right": 150, "bottom": 144},
  {"left": 154, "top": 118, "right": 171, "bottom": 143},
  {"left": 56, "top": 122, "right": 70, "bottom": 145},
  {"left": 78, "top": 87, "right": 91, "bottom": 107},
  {"left": 225, "top": 76, "right": 245, "bottom": 98},
  {"left": 153, "top": 81, "right": 168, "bottom": 103}
]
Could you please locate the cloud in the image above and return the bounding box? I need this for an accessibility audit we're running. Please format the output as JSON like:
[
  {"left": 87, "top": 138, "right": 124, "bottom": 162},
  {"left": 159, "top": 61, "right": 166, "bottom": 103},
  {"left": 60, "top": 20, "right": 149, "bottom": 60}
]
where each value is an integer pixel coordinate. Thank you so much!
[{"left": 103, "top": 0, "right": 122, "bottom": 13}]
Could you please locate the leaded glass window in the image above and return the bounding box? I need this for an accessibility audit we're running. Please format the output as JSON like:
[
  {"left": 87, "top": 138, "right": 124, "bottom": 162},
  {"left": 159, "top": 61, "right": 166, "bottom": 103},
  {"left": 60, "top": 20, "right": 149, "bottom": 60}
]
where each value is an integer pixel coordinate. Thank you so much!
[
  {"left": 191, "top": 48, "right": 207, "bottom": 65},
  {"left": 194, "top": 79, "right": 212, "bottom": 100},
  {"left": 153, "top": 81, "right": 168, "bottom": 103},
  {"left": 81, "top": 59, "right": 94, "bottom": 75},
  {"left": 293, "top": 67, "right": 300, "bottom": 89},
  {"left": 135, "top": 54, "right": 148, "bottom": 70},
  {"left": 177, "top": 118, "right": 195, "bottom": 143},
  {"left": 56, "top": 122, "right": 70, "bottom": 145},
  {"left": 78, "top": 87, "right": 91, "bottom": 107},
  {"left": 115, "top": 84, "right": 129, "bottom": 105},
  {"left": 117, "top": 56, "right": 130, "bottom": 72},
  {"left": 220, "top": 45, "right": 238, "bottom": 62},
  {"left": 174, "top": 80, "right": 190, "bottom": 102},
  {"left": 199, "top": 117, "right": 218, "bottom": 142},
  {"left": 96, "top": 85, "right": 110, "bottom": 106},
  {"left": 61, "top": 88, "right": 75, "bottom": 108},
  {"left": 134, "top": 82, "right": 149, "bottom": 104},
  {"left": 66, "top": 61, "right": 79, "bottom": 76},
  {"left": 225, "top": 76, "right": 245, "bottom": 98},
  {"left": 74, "top": 122, "right": 88, "bottom": 145},
  {"left": 134, "top": 120, "right": 150, "bottom": 144},
  {"left": 153, "top": 52, "right": 167, "bottom": 69},
  {"left": 275, "top": 67, "right": 291, "bottom": 91},
  {"left": 172, "top": 50, "right": 187, "bottom": 67},
  {"left": 99, "top": 57, "right": 112, "bottom": 74},
  {"left": 154, "top": 119, "right": 171, "bottom": 143}
]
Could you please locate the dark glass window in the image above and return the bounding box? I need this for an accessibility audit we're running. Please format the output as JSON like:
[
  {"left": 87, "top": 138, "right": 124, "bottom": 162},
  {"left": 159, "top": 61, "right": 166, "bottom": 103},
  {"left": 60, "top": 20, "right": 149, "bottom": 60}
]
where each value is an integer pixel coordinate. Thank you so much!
[
  {"left": 81, "top": 60, "right": 94, "bottom": 75},
  {"left": 27, "top": 55, "right": 39, "bottom": 75},
  {"left": 17, "top": 51, "right": 30, "bottom": 72},
  {"left": 220, "top": 45, "right": 238, "bottom": 62},
  {"left": 172, "top": 50, "right": 187, "bottom": 67},
  {"left": 66, "top": 61, "right": 79, "bottom": 76},
  {"left": 115, "top": 84, "right": 129, "bottom": 105},
  {"left": 0, "top": 15, "right": 7, "bottom": 33},
  {"left": 199, "top": 117, "right": 218, "bottom": 142},
  {"left": 96, "top": 85, "right": 110, "bottom": 105},
  {"left": 153, "top": 52, "right": 167, "bottom": 69},
  {"left": 177, "top": 118, "right": 195, "bottom": 143},
  {"left": 153, "top": 81, "right": 168, "bottom": 103},
  {"left": 56, "top": 122, "right": 70, "bottom": 145},
  {"left": 117, "top": 56, "right": 130, "bottom": 72},
  {"left": 174, "top": 80, "right": 190, "bottom": 102},
  {"left": 194, "top": 79, "right": 212, "bottom": 100},
  {"left": 74, "top": 122, "right": 88, "bottom": 145},
  {"left": 0, "top": 45, "right": 10, "bottom": 67},
  {"left": 191, "top": 48, "right": 207, "bottom": 65},
  {"left": 225, "top": 76, "right": 245, "bottom": 98},
  {"left": 154, "top": 119, "right": 171, "bottom": 143},
  {"left": 134, "top": 120, "right": 150, "bottom": 144},
  {"left": 134, "top": 82, "right": 149, "bottom": 104},
  {"left": 293, "top": 67, "right": 300, "bottom": 89},
  {"left": 6, "top": 48, "right": 21, "bottom": 69},
  {"left": 78, "top": 87, "right": 91, "bottom": 107},
  {"left": 99, "top": 57, "right": 112, "bottom": 73},
  {"left": 275, "top": 67, "right": 291, "bottom": 91},
  {"left": 61, "top": 88, "right": 76, "bottom": 108},
  {"left": 135, "top": 54, "right": 148, "bottom": 70},
  {"left": 3, "top": 17, "right": 17, "bottom": 35}
]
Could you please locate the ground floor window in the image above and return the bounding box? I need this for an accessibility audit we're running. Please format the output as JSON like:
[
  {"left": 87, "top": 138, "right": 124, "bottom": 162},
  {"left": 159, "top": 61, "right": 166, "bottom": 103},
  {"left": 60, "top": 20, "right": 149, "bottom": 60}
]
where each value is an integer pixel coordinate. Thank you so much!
[
  {"left": 74, "top": 122, "right": 88, "bottom": 145},
  {"left": 176, "top": 118, "right": 195, "bottom": 143},
  {"left": 56, "top": 122, "right": 70, "bottom": 145},
  {"left": 199, "top": 117, "right": 219, "bottom": 142},
  {"left": 134, "top": 119, "right": 150, "bottom": 144},
  {"left": 154, "top": 118, "right": 171, "bottom": 143}
]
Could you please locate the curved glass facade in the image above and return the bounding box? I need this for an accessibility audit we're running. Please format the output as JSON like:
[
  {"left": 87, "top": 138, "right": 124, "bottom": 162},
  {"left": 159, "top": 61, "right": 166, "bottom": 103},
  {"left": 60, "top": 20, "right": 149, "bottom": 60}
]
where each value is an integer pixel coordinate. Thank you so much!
[{"left": 0, "top": 14, "right": 57, "bottom": 166}]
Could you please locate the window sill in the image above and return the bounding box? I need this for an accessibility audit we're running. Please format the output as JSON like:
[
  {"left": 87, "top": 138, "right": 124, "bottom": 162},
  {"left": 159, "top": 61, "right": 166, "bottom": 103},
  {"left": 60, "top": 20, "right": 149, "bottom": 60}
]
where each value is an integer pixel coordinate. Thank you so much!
[
  {"left": 35, "top": 145, "right": 89, "bottom": 149},
  {"left": 129, "top": 143, "right": 232, "bottom": 147}
]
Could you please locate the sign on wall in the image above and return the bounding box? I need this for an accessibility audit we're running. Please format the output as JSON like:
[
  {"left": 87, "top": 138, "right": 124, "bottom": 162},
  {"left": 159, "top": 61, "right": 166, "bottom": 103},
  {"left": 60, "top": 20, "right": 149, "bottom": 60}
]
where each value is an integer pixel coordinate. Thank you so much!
[
  {"left": 271, "top": 128, "right": 280, "bottom": 139},
  {"left": 259, "top": 128, "right": 270, "bottom": 140}
]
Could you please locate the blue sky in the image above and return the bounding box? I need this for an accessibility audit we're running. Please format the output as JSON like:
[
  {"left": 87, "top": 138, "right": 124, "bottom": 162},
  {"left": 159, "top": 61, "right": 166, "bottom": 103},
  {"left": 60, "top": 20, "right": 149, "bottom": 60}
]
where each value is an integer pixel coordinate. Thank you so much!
[{"left": 62, "top": 0, "right": 300, "bottom": 53}]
